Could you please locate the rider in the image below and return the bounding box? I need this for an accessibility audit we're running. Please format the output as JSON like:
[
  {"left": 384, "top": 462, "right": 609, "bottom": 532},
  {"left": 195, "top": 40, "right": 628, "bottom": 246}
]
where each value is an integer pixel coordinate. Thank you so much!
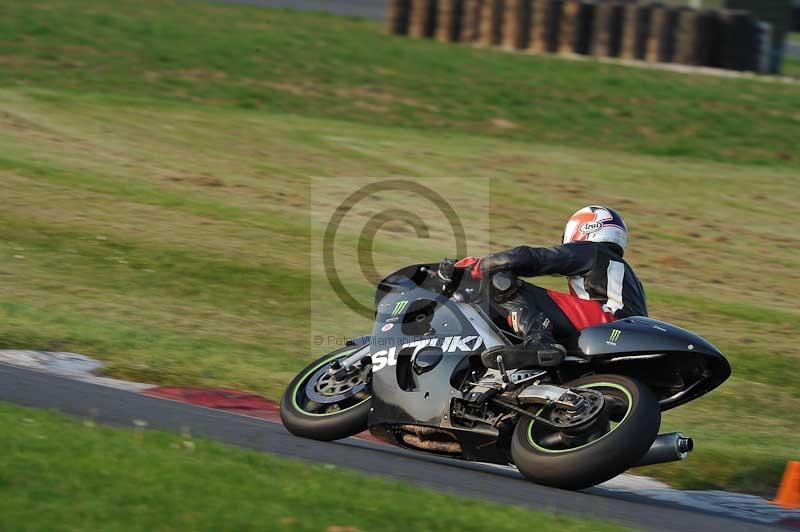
[{"left": 453, "top": 205, "right": 647, "bottom": 370}]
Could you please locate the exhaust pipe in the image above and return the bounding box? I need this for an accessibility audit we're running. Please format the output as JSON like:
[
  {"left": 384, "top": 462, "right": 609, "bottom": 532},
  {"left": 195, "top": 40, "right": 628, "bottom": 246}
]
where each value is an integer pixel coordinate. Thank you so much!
[
  {"left": 397, "top": 425, "right": 463, "bottom": 455},
  {"left": 634, "top": 432, "right": 693, "bottom": 468}
]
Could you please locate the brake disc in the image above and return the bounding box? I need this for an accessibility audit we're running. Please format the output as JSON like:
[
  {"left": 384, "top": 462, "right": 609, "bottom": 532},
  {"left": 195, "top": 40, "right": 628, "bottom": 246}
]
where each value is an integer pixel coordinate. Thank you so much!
[
  {"left": 545, "top": 389, "right": 606, "bottom": 431},
  {"left": 305, "top": 362, "right": 368, "bottom": 404}
]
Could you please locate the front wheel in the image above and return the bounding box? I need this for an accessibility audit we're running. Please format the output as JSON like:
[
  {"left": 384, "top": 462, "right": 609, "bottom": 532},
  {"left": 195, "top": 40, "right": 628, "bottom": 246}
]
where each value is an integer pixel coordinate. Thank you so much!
[
  {"left": 511, "top": 374, "right": 660, "bottom": 490},
  {"left": 280, "top": 346, "right": 373, "bottom": 441}
]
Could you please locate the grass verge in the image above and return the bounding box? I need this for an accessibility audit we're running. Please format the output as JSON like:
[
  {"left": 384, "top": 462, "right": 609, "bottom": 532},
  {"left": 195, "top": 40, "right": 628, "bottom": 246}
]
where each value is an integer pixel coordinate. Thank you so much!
[{"left": 0, "top": 402, "right": 632, "bottom": 532}]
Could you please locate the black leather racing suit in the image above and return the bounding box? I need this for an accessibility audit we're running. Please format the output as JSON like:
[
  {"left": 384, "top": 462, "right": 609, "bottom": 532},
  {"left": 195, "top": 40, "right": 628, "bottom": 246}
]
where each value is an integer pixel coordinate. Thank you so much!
[{"left": 481, "top": 241, "right": 648, "bottom": 350}]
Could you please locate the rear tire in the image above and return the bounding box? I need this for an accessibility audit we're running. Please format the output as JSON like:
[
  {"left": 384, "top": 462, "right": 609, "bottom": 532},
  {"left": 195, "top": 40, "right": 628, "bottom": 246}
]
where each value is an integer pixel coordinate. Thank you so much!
[
  {"left": 280, "top": 347, "right": 372, "bottom": 441},
  {"left": 511, "top": 374, "right": 660, "bottom": 490}
]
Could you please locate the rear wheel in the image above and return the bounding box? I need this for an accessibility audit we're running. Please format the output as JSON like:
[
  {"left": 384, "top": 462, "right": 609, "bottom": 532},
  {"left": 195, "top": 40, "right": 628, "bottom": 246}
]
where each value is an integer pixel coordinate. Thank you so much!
[
  {"left": 280, "top": 346, "right": 372, "bottom": 441},
  {"left": 511, "top": 374, "right": 660, "bottom": 490}
]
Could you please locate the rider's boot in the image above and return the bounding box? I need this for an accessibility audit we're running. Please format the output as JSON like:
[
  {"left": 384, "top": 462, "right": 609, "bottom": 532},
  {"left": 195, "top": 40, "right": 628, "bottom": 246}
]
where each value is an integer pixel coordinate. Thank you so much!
[{"left": 481, "top": 310, "right": 566, "bottom": 370}]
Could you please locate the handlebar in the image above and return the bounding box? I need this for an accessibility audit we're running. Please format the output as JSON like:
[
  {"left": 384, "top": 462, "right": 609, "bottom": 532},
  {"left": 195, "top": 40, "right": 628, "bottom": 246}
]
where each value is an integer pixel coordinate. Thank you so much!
[
  {"left": 424, "top": 260, "right": 517, "bottom": 303},
  {"left": 419, "top": 261, "right": 460, "bottom": 299}
]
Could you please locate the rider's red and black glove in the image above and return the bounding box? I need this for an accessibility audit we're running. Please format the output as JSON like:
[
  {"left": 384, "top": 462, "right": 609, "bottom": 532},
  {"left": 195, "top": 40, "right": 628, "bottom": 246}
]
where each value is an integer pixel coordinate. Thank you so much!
[{"left": 454, "top": 256, "right": 484, "bottom": 280}]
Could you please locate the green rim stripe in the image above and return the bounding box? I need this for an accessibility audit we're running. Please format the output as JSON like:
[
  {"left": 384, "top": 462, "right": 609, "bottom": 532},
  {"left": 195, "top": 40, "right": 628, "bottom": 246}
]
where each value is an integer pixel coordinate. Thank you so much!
[
  {"left": 291, "top": 348, "right": 372, "bottom": 417},
  {"left": 526, "top": 382, "right": 634, "bottom": 453}
]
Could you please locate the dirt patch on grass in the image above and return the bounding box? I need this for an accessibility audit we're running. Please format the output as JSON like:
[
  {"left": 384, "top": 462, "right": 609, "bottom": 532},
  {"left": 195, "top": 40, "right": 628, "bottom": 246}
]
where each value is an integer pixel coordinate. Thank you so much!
[
  {"left": 167, "top": 175, "right": 226, "bottom": 188},
  {"left": 490, "top": 118, "right": 519, "bottom": 129},
  {"left": 335, "top": 87, "right": 438, "bottom": 112},
  {"left": 261, "top": 81, "right": 315, "bottom": 96},
  {"left": 175, "top": 69, "right": 228, "bottom": 80},
  {"left": 0, "top": 55, "right": 57, "bottom": 67}
]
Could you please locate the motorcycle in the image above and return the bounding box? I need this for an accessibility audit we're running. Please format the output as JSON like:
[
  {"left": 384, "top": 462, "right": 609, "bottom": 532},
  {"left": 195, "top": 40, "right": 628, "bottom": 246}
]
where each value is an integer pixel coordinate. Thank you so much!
[{"left": 280, "top": 262, "right": 731, "bottom": 490}]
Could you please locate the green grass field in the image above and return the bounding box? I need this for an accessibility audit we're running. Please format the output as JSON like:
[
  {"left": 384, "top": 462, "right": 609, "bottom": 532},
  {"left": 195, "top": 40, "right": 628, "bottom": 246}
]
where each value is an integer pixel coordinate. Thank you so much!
[
  {"left": 0, "top": 402, "right": 631, "bottom": 532},
  {"left": 1, "top": 0, "right": 799, "bottom": 498},
  {"left": 785, "top": 56, "right": 800, "bottom": 78},
  {"left": 2, "top": 1, "right": 800, "bottom": 166}
]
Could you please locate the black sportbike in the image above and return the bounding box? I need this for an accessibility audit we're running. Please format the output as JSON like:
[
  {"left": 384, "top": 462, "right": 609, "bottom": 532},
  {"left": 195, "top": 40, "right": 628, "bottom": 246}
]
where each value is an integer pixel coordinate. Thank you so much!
[{"left": 281, "top": 262, "right": 731, "bottom": 489}]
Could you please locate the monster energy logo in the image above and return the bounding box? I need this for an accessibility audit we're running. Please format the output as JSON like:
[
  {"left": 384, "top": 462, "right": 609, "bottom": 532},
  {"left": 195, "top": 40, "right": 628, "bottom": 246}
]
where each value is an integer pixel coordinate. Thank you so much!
[
  {"left": 391, "top": 300, "right": 409, "bottom": 317},
  {"left": 608, "top": 329, "right": 622, "bottom": 343}
]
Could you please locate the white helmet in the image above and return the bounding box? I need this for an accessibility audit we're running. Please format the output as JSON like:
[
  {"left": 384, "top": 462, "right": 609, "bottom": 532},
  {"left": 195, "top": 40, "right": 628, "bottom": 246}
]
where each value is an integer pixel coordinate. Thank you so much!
[{"left": 563, "top": 205, "right": 628, "bottom": 254}]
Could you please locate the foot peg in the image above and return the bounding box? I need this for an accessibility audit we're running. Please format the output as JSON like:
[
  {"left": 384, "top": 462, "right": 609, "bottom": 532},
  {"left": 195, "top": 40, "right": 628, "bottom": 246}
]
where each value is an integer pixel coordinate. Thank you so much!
[{"left": 496, "top": 354, "right": 510, "bottom": 384}]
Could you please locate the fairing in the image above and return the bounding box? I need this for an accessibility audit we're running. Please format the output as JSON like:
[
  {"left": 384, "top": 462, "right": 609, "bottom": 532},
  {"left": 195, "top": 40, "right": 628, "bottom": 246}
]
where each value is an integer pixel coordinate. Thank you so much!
[
  {"left": 579, "top": 317, "right": 731, "bottom": 409},
  {"left": 579, "top": 316, "right": 722, "bottom": 358},
  {"left": 367, "top": 265, "right": 507, "bottom": 463}
]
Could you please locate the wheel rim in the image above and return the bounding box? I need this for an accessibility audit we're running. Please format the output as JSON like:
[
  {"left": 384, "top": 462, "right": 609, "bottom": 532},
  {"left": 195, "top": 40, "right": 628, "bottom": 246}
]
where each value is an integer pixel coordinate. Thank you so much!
[
  {"left": 526, "top": 382, "right": 634, "bottom": 454},
  {"left": 291, "top": 349, "right": 372, "bottom": 417}
]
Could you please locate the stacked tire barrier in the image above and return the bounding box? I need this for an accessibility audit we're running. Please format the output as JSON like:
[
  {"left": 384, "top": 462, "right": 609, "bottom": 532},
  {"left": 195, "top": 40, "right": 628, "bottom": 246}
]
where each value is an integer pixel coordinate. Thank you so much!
[
  {"left": 717, "top": 10, "right": 760, "bottom": 72},
  {"left": 409, "top": 0, "right": 438, "bottom": 38},
  {"left": 436, "top": 0, "right": 464, "bottom": 42},
  {"left": 722, "top": 0, "right": 792, "bottom": 74},
  {"left": 647, "top": 5, "right": 689, "bottom": 64},
  {"left": 479, "top": 0, "right": 505, "bottom": 46},
  {"left": 531, "top": 0, "right": 562, "bottom": 53},
  {"left": 387, "top": 0, "right": 411, "bottom": 34},
  {"left": 387, "top": 0, "right": 771, "bottom": 72},
  {"left": 592, "top": 3, "right": 625, "bottom": 58},
  {"left": 502, "top": 0, "right": 532, "bottom": 49},
  {"left": 560, "top": 0, "right": 595, "bottom": 54},
  {"left": 675, "top": 9, "right": 717, "bottom": 66},
  {"left": 621, "top": 4, "right": 651, "bottom": 60},
  {"left": 461, "top": 0, "right": 484, "bottom": 42}
]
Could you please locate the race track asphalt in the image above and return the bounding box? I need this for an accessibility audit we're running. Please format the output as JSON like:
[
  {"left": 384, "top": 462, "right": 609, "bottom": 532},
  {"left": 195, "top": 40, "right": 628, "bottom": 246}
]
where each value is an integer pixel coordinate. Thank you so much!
[{"left": 0, "top": 363, "right": 783, "bottom": 532}]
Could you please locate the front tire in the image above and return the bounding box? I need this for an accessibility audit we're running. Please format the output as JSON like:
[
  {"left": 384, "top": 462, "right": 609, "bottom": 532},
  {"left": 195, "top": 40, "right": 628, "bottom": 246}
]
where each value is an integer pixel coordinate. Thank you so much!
[
  {"left": 280, "top": 347, "right": 372, "bottom": 441},
  {"left": 511, "top": 374, "right": 660, "bottom": 490}
]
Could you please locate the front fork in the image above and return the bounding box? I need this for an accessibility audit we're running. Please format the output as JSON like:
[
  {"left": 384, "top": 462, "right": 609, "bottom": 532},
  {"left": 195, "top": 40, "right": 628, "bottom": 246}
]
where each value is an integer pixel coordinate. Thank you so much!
[{"left": 329, "top": 344, "right": 371, "bottom": 380}]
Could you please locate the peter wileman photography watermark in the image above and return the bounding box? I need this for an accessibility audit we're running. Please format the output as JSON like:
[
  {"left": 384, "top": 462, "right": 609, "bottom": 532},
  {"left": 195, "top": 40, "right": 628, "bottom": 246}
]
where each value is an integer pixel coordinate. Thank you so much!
[{"left": 310, "top": 177, "right": 489, "bottom": 349}]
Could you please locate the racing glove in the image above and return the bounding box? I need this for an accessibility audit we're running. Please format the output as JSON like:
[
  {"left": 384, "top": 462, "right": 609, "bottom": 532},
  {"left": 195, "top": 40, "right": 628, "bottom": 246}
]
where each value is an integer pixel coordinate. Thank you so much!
[{"left": 454, "top": 256, "right": 484, "bottom": 280}]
